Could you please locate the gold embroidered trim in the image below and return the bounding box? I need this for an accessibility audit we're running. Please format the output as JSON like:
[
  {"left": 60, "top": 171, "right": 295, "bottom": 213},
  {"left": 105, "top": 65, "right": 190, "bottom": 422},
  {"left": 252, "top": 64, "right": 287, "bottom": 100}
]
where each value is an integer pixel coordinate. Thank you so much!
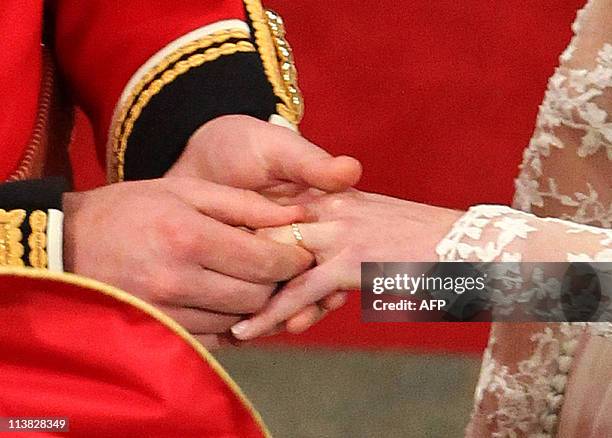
[
  {"left": 112, "top": 29, "right": 249, "bottom": 144},
  {"left": 0, "top": 209, "right": 26, "bottom": 267},
  {"left": 28, "top": 210, "right": 48, "bottom": 269},
  {"left": 110, "top": 29, "right": 251, "bottom": 182},
  {"left": 112, "top": 41, "right": 256, "bottom": 182},
  {"left": 114, "top": 41, "right": 256, "bottom": 182},
  {"left": 243, "top": 0, "right": 304, "bottom": 125},
  {"left": 266, "top": 10, "right": 304, "bottom": 124}
]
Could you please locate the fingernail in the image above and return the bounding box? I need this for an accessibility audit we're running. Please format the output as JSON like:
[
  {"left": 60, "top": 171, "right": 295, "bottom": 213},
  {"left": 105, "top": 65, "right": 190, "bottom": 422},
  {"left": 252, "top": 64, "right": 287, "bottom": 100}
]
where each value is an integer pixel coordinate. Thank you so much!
[
  {"left": 231, "top": 321, "right": 251, "bottom": 340},
  {"left": 336, "top": 293, "right": 349, "bottom": 308}
]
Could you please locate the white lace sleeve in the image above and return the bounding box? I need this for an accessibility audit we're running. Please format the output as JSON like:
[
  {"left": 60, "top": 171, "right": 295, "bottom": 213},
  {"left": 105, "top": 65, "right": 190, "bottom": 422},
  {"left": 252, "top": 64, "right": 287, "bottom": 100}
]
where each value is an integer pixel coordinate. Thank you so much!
[
  {"left": 437, "top": 205, "right": 611, "bottom": 264},
  {"left": 436, "top": 205, "right": 612, "bottom": 437},
  {"left": 435, "top": 0, "right": 612, "bottom": 436}
]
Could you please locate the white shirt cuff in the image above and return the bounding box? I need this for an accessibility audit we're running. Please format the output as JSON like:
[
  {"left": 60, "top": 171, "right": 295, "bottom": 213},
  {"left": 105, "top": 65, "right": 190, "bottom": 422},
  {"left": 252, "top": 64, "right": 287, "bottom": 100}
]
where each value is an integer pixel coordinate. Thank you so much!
[{"left": 47, "top": 209, "right": 64, "bottom": 272}]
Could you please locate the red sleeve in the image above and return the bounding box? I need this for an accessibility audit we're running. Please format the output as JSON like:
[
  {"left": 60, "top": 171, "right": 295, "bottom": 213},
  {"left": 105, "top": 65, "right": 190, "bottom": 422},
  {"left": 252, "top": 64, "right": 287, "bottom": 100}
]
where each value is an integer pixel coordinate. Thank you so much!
[{"left": 52, "top": 0, "right": 271, "bottom": 177}]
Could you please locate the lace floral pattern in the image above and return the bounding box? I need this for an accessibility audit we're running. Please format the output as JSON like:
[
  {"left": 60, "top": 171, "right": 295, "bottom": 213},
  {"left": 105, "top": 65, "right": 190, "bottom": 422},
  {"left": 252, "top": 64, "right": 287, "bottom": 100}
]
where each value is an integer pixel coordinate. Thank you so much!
[
  {"left": 437, "top": 206, "right": 612, "bottom": 323},
  {"left": 472, "top": 325, "right": 583, "bottom": 437},
  {"left": 437, "top": 205, "right": 612, "bottom": 265},
  {"left": 436, "top": 0, "right": 612, "bottom": 435},
  {"left": 436, "top": 205, "right": 612, "bottom": 435},
  {"left": 514, "top": 0, "right": 612, "bottom": 228}
]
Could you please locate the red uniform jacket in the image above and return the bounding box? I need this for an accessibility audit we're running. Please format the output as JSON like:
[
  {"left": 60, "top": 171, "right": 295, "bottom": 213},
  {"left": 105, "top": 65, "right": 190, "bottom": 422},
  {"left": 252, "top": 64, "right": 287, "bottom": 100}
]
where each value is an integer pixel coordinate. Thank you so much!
[{"left": 0, "top": 1, "right": 301, "bottom": 436}]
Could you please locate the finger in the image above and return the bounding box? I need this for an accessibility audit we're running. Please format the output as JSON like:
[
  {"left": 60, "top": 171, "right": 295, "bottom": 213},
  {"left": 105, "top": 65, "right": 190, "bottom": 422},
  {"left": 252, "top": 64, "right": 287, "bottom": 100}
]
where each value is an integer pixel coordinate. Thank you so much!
[
  {"left": 285, "top": 304, "right": 327, "bottom": 334},
  {"left": 160, "top": 267, "right": 275, "bottom": 314},
  {"left": 261, "top": 324, "right": 285, "bottom": 337},
  {"left": 257, "top": 222, "right": 338, "bottom": 252},
  {"left": 249, "top": 323, "right": 285, "bottom": 339},
  {"left": 231, "top": 261, "right": 346, "bottom": 340},
  {"left": 321, "top": 291, "right": 349, "bottom": 311},
  {"left": 164, "top": 307, "right": 242, "bottom": 334},
  {"left": 194, "top": 216, "right": 314, "bottom": 283},
  {"left": 258, "top": 185, "right": 325, "bottom": 206},
  {"left": 261, "top": 127, "right": 362, "bottom": 192},
  {"left": 169, "top": 178, "right": 305, "bottom": 228},
  {"left": 285, "top": 292, "right": 348, "bottom": 334}
]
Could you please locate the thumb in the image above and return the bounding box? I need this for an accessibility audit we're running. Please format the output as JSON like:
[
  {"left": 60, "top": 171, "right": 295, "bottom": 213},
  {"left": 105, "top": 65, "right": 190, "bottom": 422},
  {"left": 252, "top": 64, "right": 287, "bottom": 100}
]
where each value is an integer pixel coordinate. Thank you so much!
[{"left": 262, "top": 125, "right": 362, "bottom": 192}]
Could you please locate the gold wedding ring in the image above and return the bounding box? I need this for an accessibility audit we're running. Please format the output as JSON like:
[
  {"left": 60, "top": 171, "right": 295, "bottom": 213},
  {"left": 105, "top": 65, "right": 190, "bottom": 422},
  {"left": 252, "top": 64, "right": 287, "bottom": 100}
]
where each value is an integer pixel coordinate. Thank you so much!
[{"left": 291, "top": 223, "right": 305, "bottom": 248}]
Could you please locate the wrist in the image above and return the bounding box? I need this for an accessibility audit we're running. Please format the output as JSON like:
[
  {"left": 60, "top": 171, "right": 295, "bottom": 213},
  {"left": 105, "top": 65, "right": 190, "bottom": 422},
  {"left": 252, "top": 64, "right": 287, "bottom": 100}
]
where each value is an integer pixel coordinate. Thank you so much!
[
  {"left": 62, "top": 191, "right": 85, "bottom": 273},
  {"left": 398, "top": 201, "right": 464, "bottom": 261}
]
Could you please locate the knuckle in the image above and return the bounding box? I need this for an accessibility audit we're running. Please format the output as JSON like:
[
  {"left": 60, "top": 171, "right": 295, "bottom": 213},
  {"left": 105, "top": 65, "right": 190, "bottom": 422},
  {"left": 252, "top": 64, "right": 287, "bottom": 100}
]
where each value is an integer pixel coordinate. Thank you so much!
[
  {"left": 331, "top": 198, "right": 351, "bottom": 213},
  {"left": 191, "top": 115, "right": 255, "bottom": 147},
  {"left": 174, "top": 233, "right": 199, "bottom": 257},
  {"left": 157, "top": 217, "right": 199, "bottom": 257},
  {"left": 269, "top": 248, "right": 312, "bottom": 281},
  {"left": 216, "top": 114, "right": 251, "bottom": 125},
  {"left": 150, "top": 271, "right": 182, "bottom": 304},
  {"left": 207, "top": 315, "right": 242, "bottom": 333},
  {"left": 240, "top": 189, "right": 264, "bottom": 207},
  {"left": 241, "top": 285, "right": 274, "bottom": 313},
  {"left": 295, "top": 248, "right": 315, "bottom": 270},
  {"left": 255, "top": 256, "right": 283, "bottom": 283},
  {"left": 153, "top": 213, "right": 179, "bottom": 240},
  {"left": 206, "top": 115, "right": 257, "bottom": 139},
  {"left": 318, "top": 196, "right": 337, "bottom": 212},
  {"left": 254, "top": 227, "right": 274, "bottom": 240},
  {"left": 319, "top": 196, "right": 351, "bottom": 215},
  {"left": 322, "top": 219, "right": 351, "bottom": 249}
]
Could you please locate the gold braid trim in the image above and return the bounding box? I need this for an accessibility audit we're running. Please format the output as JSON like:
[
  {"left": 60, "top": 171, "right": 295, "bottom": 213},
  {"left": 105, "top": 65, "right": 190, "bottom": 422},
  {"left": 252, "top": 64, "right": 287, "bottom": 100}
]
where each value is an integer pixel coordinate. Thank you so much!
[
  {"left": 110, "top": 29, "right": 251, "bottom": 182},
  {"left": 243, "top": 0, "right": 304, "bottom": 125},
  {"left": 0, "top": 209, "right": 26, "bottom": 267},
  {"left": 28, "top": 210, "right": 48, "bottom": 269},
  {"left": 266, "top": 10, "right": 304, "bottom": 123},
  {"left": 114, "top": 41, "right": 256, "bottom": 182}
]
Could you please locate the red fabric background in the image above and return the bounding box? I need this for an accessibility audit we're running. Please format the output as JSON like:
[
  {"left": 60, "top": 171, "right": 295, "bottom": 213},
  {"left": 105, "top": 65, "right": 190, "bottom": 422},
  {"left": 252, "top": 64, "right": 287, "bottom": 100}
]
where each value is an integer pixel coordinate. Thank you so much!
[
  {"left": 71, "top": 0, "right": 585, "bottom": 353},
  {"left": 0, "top": 273, "right": 265, "bottom": 437}
]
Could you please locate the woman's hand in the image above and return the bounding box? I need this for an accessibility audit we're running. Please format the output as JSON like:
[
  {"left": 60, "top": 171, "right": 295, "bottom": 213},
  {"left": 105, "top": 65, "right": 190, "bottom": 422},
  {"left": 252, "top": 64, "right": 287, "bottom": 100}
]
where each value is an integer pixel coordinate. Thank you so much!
[
  {"left": 62, "top": 177, "right": 314, "bottom": 349},
  {"left": 231, "top": 190, "right": 463, "bottom": 340}
]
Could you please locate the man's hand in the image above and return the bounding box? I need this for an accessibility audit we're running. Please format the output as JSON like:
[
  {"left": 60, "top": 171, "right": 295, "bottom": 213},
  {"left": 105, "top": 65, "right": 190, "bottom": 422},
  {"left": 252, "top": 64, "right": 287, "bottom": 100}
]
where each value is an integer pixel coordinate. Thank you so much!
[
  {"left": 165, "top": 115, "right": 363, "bottom": 338},
  {"left": 62, "top": 177, "right": 313, "bottom": 349},
  {"left": 165, "top": 115, "right": 362, "bottom": 200}
]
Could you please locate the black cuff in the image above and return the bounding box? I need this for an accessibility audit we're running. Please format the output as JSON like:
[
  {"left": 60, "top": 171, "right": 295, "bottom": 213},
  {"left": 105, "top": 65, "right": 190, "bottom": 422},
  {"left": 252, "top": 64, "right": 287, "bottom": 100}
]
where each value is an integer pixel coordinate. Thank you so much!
[
  {"left": 0, "top": 177, "right": 69, "bottom": 211},
  {"left": 122, "top": 49, "right": 278, "bottom": 181},
  {"left": 0, "top": 177, "right": 69, "bottom": 269},
  {"left": 108, "top": 5, "right": 303, "bottom": 183}
]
